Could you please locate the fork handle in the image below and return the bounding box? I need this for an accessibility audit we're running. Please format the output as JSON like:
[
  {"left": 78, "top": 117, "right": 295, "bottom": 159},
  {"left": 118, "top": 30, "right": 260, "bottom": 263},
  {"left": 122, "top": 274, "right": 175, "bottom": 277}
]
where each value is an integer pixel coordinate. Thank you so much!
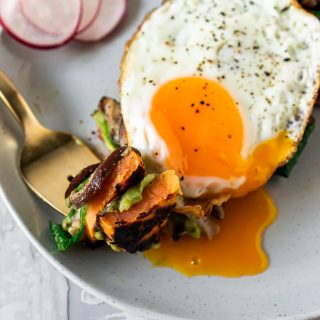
[{"left": 0, "top": 70, "right": 42, "bottom": 136}]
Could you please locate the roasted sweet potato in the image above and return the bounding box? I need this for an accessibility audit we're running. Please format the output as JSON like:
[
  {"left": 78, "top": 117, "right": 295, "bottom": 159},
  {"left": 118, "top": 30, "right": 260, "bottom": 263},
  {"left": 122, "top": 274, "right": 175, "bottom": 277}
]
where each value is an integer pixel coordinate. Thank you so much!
[
  {"left": 71, "top": 147, "right": 145, "bottom": 242},
  {"left": 69, "top": 146, "right": 144, "bottom": 208},
  {"left": 97, "top": 170, "right": 181, "bottom": 253}
]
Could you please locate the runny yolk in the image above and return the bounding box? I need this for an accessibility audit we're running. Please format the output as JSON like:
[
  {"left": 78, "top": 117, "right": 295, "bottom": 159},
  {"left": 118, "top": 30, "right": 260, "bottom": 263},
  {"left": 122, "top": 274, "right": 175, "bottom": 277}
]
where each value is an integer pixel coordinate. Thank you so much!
[
  {"left": 144, "top": 188, "right": 277, "bottom": 277},
  {"left": 151, "top": 77, "right": 294, "bottom": 196}
]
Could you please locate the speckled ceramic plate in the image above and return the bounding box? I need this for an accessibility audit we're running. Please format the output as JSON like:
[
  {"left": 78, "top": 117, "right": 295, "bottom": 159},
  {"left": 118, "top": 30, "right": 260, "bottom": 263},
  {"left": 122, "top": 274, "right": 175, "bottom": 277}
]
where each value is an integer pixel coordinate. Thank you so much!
[{"left": 1, "top": 1, "right": 320, "bottom": 319}]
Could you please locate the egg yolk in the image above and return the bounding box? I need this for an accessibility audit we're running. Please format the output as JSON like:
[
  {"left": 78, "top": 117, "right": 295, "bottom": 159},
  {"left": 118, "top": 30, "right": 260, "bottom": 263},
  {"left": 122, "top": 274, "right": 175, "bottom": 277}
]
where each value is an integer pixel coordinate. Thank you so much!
[
  {"left": 144, "top": 188, "right": 277, "bottom": 277},
  {"left": 151, "top": 77, "right": 294, "bottom": 196}
]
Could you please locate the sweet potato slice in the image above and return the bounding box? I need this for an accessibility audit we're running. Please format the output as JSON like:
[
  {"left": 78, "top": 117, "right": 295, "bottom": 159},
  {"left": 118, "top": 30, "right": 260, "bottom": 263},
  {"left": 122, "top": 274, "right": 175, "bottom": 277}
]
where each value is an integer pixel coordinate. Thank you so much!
[
  {"left": 83, "top": 147, "right": 145, "bottom": 242},
  {"left": 69, "top": 146, "right": 144, "bottom": 208},
  {"left": 97, "top": 170, "right": 181, "bottom": 253}
]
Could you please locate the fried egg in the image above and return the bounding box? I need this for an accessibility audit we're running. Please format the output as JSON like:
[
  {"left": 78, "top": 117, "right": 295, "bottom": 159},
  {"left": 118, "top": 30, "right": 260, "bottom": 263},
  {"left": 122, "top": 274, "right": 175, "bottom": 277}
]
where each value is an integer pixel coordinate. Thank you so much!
[{"left": 120, "top": 0, "right": 320, "bottom": 199}]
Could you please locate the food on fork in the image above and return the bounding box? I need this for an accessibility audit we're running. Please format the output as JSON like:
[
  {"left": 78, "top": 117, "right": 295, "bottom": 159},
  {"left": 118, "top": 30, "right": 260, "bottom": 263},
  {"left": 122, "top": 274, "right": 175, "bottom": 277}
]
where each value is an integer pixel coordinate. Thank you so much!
[{"left": 51, "top": 146, "right": 183, "bottom": 252}]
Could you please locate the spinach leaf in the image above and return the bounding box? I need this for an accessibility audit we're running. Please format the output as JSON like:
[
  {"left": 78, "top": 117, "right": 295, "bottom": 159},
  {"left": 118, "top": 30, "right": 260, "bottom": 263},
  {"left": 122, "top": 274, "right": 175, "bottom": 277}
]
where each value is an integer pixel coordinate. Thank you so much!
[
  {"left": 75, "top": 178, "right": 89, "bottom": 192},
  {"left": 49, "top": 206, "right": 87, "bottom": 252},
  {"left": 310, "top": 9, "right": 320, "bottom": 19}
]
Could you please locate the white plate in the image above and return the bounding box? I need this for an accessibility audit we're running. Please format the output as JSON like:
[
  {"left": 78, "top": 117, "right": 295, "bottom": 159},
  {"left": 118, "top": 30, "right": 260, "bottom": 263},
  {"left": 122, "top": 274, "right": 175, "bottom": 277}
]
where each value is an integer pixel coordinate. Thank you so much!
[{"left": 1, "top": 1, "right": 320, "bottom": 319}]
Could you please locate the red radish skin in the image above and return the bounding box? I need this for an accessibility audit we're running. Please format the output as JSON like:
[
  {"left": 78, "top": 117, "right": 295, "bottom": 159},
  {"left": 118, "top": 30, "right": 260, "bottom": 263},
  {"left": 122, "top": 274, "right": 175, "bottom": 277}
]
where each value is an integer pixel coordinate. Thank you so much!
[
  {"left": 76, "top": 0, "right": 102, "bottom": 34},
  {"left": 0, "top": 0, "right": 82, "bottom": 49},
  {"left": 75, "top": 0, "right": 127, "bottom": 42}
]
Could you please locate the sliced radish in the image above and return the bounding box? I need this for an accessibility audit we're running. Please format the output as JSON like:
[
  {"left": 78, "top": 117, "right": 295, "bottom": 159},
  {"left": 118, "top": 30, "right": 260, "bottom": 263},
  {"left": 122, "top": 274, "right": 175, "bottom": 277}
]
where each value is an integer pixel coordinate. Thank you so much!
[
  {"left": 0, "top": 0, "right": 82, "bottom": 49},
  {"left": 75, "top": 0, "right": 126, "bottom": 42},
  {"left": 76, "top": 0, "right": 102, "bottom": 34},
  {"left": 20, "top": 0, "right": 82, "bottom": 36}
]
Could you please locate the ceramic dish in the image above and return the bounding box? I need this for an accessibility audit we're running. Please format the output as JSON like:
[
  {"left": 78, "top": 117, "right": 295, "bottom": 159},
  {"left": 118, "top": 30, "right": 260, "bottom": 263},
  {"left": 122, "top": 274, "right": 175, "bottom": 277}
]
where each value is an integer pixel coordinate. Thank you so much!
[{"left": 1, "top": 1, "right": 320, "bottom": 319}]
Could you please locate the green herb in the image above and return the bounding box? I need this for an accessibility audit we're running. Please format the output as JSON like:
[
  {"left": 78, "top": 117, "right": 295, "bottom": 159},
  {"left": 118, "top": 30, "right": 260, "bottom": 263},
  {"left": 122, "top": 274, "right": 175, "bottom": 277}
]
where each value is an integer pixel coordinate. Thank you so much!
[
  {"left": 65, "top": 196, "right": 71, "bottom": 208},
  {"left": 118, "top": 174, "right": 156, "bottom": 212},
  {"left": 275, "top": 119, "right": 315, "bottom": 178},
  {"left": 167, "top": 214, "right": 202, "bottom": 240},
  {"left": 184, "top": 216, "right": 202, "bottom": 239},
  {"left": 109, "top": 244, "right": 122, "bottom": 252},
  {"left": 61, "top": 208, "right": 77, "bottom": 230},
  {"left": 75, "top": 178, "right": 89, "bottom": 192},
  {"left": 93, "top": 110, "right": 118, "bottom": 151},
  {"left": 310, "top": 9, "right": 320, "bottom": 19},
  {"left": 49, "top": 206, "right": 87, "bottom": 252}
]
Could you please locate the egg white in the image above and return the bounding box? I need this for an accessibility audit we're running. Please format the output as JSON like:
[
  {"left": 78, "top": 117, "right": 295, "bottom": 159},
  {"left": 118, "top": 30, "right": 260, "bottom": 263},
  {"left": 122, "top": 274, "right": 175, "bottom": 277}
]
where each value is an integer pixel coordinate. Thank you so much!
[{"left": 120, "top": 0, "right": 320, "bottom": 197}]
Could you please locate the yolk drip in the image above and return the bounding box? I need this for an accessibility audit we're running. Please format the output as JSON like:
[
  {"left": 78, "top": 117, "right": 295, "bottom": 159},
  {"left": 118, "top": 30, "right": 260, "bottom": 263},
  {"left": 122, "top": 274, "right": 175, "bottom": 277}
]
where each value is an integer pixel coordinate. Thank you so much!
[
  {"left": 151, "top": 77, "right": 294, "bottom": 196},
  {"left": 231, "top": 131, "right": 293, "bottom": 197},
  {"left": 144, "top": 188, "right": 277, "bottom": 277}
]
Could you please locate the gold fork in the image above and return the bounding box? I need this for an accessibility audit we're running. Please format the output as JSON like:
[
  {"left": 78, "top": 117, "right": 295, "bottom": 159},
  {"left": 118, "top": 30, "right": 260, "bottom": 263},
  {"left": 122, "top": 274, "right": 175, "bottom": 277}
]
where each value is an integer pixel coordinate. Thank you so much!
[{"left": 0, "top": 70, "right": 100, "bottom": 215}]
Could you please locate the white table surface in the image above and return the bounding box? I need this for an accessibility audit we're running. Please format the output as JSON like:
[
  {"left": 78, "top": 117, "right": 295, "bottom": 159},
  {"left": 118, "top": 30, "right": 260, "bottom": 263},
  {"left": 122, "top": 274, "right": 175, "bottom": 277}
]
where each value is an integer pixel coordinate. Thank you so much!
[{"left": 0, "top": 203, "right": 147, "bottom": 320}]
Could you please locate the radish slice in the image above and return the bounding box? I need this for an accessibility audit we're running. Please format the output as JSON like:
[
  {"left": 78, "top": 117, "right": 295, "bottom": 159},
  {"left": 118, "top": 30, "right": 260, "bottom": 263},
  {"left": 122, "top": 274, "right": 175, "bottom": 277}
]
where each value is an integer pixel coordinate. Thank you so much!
[
  {"left": 0, "top": 0, "right": 82, "bottom": 49},
  {"left": 20, "top": 0, "right": 82, "bottom": 36},
  {"left": 75, "top": 0, "right": 126, "bottom": 42},
  {"left": 76, "top": 0, "right": 102, "bottom": 34}
]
